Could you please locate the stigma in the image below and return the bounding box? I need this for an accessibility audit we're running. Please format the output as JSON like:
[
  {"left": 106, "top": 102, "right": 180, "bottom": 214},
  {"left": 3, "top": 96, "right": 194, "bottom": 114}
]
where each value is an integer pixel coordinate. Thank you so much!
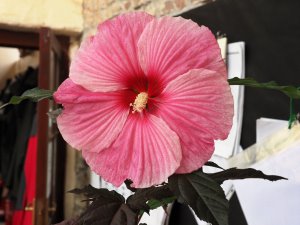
[{"left": 130, "top": 92, "right": 148, "bottom": 113}]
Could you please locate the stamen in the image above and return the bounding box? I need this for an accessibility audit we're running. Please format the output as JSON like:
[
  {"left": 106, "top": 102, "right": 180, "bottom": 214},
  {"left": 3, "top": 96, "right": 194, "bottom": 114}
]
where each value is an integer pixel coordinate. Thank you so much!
[{"left": 130, "top": 92, "right": 148, "bottom": 113}]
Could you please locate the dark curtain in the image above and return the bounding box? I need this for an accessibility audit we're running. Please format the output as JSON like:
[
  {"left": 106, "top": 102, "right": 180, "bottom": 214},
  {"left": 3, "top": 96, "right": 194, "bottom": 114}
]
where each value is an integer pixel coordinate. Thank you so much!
[{"left": 180, "top": 0, "right": 300, "bottom": 148}]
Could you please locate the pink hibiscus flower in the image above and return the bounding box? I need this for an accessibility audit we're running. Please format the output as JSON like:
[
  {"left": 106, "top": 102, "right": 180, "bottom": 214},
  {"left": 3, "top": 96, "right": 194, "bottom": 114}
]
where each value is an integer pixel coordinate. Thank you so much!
[{"left": 54, "top": 12, "right": 233, "bottom": 188}]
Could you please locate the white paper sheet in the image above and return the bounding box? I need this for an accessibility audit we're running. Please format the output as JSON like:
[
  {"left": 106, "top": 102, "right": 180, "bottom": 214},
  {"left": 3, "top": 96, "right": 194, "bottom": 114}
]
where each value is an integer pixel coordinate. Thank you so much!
[
  {"left": 214, "top": 42, "right": 245, "bottom": 158},
  {"left": 233, "top": 142, "right": 300, "bottom": 225},
  {"left": 231, "top": 119, "right": 300, "bottom": 225},
  {"left": 256, "top": 117, "right": 287, "bottom": 144}
]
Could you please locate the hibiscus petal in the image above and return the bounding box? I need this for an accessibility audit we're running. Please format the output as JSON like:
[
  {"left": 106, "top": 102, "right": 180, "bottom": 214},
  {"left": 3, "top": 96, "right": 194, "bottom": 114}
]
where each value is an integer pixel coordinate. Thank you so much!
[
  {"left": 54, "top": 78, "right": 131, "bottom": 152},
  {"left": 138, "top": 16, "right": 226, "bottom": 93},
  {"left": 153, "top": 69, "right": 233, "bottom": 173},
  {"left": 70, "top": 12, "right": 154, "bottom": 92},
  {"left": 82, "top": 113, "right": 182, "bottom": 188}
]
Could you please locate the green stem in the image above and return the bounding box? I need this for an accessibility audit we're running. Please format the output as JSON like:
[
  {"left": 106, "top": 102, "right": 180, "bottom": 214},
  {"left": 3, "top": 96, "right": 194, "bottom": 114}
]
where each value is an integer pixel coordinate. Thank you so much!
[
  {"left": 229, "top": 77, "right": 299, "bottom": 129},
  {"left": 228, "top": 77, "right": 300, "bottom": 99},
  {"left": 288, "top": 98, "right": 297, "bottom": 129}
]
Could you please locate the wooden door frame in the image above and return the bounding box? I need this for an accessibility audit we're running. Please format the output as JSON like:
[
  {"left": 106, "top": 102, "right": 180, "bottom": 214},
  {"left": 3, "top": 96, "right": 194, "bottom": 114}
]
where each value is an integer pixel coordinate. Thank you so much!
[{"left": 0, "top": 27, "right": 70, "bottom": 225}]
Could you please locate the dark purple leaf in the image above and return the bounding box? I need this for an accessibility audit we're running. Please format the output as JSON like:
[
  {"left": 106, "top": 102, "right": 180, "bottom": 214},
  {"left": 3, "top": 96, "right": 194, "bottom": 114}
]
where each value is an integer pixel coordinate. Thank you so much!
[
  {"left": 208, "top": 167, "right": 287, "bottom": 184},
  {"left": 169, "top": 170, "right": 229, "bottom": 225},
  {"left": 127, "top": 185, "right": 174, "bottom": 213},
  {"left": 69, "top": 185, "right": 136, "bottom": 225}
]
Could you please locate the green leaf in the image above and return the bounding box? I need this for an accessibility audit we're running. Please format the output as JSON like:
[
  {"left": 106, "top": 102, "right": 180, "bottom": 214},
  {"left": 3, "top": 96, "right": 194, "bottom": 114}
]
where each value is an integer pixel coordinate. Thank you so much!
[
  {"left": 169, "top": 170, "right": 229, "bottom": 225},
  {"left": 127, "top": 185, "right": 174, "bottom": 213},
  {"left": 147, "top": 196, "right": 176, "bottom": 211},
  {"left": 208, "top": 167, "right": 287, "bottom": 185},
  {"left": 228, "top": 77, "right": 300, "bottom": 99},
  {"left": 0, "top": 87, "right": 54, "bottom": 109}
]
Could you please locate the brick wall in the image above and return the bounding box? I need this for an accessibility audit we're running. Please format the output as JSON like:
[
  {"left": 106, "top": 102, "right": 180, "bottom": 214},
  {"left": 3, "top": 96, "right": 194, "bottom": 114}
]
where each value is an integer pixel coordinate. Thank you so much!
[{"left": 83, "top": 0, "right": 211, "bottom": 37}]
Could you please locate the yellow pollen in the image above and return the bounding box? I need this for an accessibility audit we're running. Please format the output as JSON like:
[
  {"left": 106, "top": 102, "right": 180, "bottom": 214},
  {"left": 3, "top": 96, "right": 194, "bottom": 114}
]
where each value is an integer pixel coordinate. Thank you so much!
[{"left": 130, "top": 92, "right": 148, "bottom": 113}]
